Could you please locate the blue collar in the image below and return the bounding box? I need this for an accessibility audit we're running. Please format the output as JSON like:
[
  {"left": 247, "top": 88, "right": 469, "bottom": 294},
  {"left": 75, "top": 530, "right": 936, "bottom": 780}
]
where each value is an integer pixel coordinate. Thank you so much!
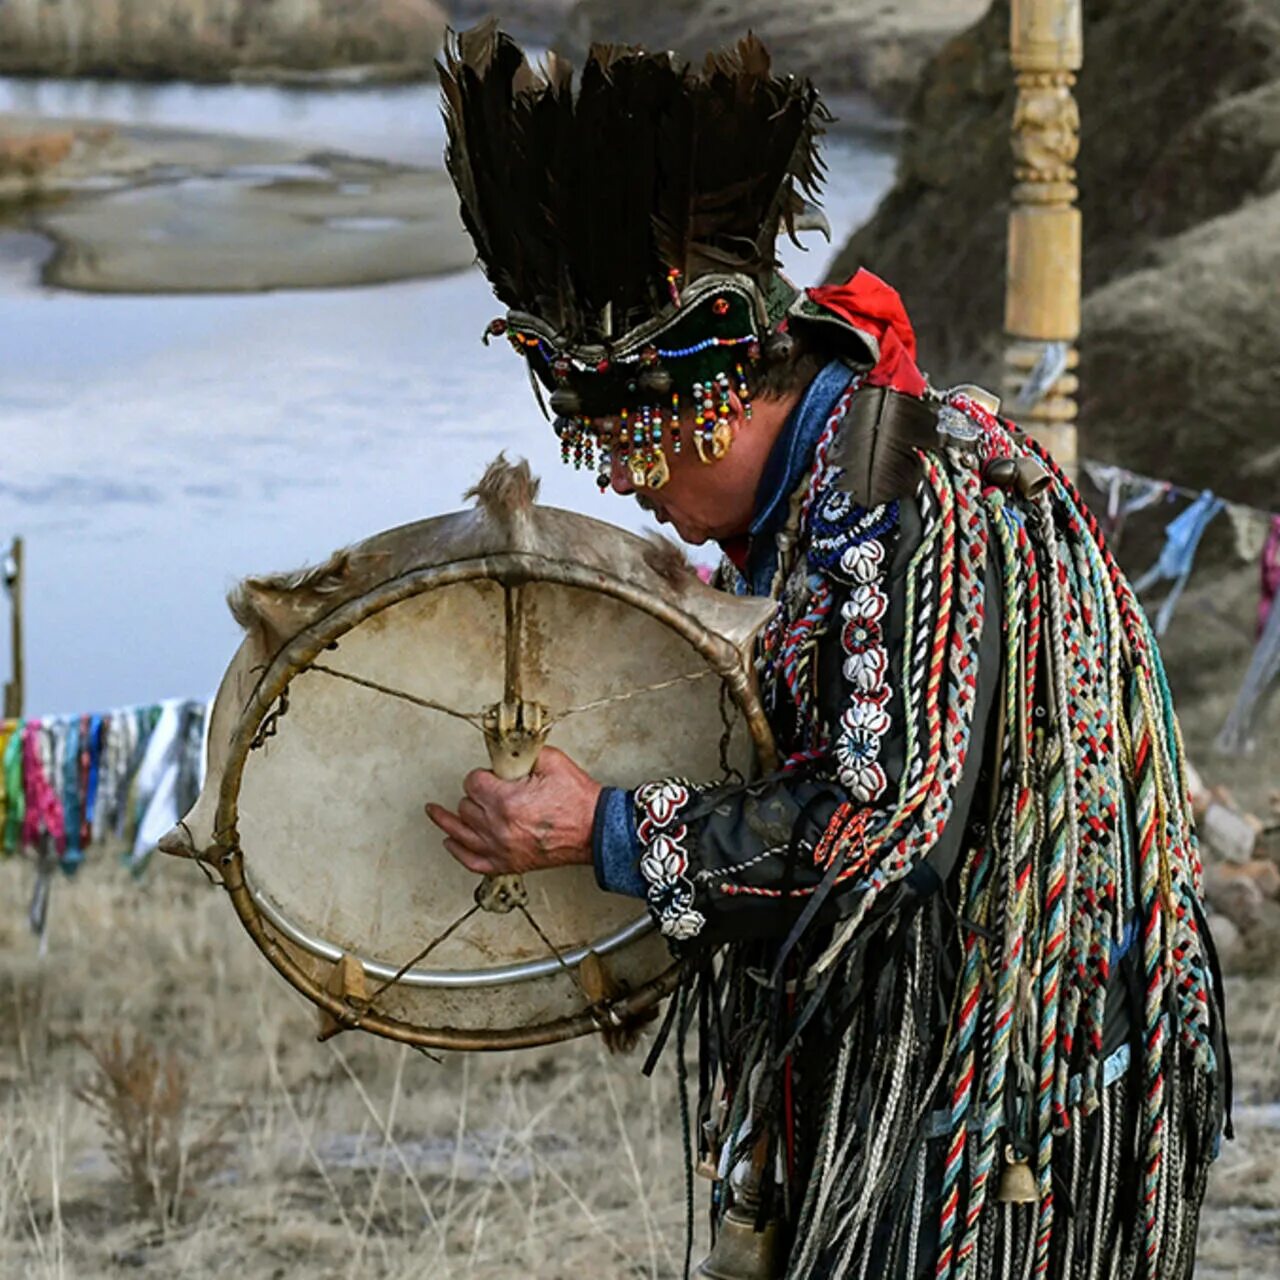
[{"left": 749, "top": 360, "right": 858, "bottom": 541}]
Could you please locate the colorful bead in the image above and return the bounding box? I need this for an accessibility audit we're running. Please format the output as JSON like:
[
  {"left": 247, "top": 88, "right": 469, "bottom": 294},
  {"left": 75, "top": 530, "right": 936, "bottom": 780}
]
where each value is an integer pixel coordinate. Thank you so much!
[{"left": 735, "top": 362, "right": 752, "bottom": 420}]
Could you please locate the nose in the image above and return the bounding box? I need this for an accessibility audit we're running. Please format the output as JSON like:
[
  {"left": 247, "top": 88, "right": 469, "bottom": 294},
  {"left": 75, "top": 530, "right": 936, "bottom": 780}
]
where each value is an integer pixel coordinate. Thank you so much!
[{"left": 610, "top": 451, "right": 634, "bottom": 496}]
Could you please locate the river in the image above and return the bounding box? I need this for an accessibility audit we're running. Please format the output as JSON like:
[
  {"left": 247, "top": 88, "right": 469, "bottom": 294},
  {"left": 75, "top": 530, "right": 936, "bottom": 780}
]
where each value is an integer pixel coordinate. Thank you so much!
[{"left": 0, "top": 76, "right": 897, "bottom": 716}]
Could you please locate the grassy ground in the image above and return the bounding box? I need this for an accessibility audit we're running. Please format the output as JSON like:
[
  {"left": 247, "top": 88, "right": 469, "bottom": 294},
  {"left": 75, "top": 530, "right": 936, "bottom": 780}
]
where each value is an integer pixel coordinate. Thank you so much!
[
  {"left": 1, "top": 843, "right": 1275, "bottom": 1277},
  {"left": 0, "top": 856, "right": 696, "bottom": 1279}
]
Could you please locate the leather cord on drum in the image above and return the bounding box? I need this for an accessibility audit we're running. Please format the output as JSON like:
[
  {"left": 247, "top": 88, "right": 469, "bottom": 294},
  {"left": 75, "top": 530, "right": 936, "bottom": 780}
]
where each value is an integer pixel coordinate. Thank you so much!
[
  {"left": 307, "top": 663, "right": 485, "bottom": 727},
  {"left": 556, "top": 668, "right": 713, "bottom": 720},
  {"left": 360, "top": 903, "right": 482, "bottom": 1010},
  {"left": 312, "top": 659, "right": 717, "bottom": 732},
  {"left": 515, "top": 903, "right": 596, "bottom": 1008}
]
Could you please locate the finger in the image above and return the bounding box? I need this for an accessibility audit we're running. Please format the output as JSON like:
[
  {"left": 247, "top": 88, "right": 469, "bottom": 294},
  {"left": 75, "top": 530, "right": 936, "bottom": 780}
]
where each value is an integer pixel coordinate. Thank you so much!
[
  {"left": 533, "top": 745, "right": 582, "bottom": 782},
  {"left": 462, "top": 768, "right": 504, "bottom": 805},
  {"left": 443, "top": 837, "right": 493, "bottom": 876},
  {"left": 458, "top": 796, "right": 491, "bottom": 833},
  {"left": 425, "top": 804, "right": 489, "bottom": 854}
]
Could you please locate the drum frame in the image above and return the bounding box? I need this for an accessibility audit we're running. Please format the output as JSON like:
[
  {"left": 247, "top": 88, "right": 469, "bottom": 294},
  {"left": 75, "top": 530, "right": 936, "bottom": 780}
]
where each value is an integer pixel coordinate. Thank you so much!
[{"left": 211, "top": 549, "right": 775, "bottom": 1051}]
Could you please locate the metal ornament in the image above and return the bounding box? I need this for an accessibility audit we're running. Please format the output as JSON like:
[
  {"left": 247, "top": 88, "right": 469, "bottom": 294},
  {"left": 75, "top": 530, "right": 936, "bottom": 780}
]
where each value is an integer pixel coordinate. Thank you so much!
[
  {"left": 711, "top": 420, "right": 733, "bottom": 461},
  {"left": 997, "top": 1145, "right": 1040, "bottom": 1203},
  {"left": 645, "top": 447, "right": 672, "bottom": 490},
  {"left": 695, "top": 1205, "right": 780, "bottom": 1280},
  {"left": 696, "top": 1142, "right": 780, "bottom": 1280},
  {"left": 710, "top": 372, "right": 735, "bottom": 460}
]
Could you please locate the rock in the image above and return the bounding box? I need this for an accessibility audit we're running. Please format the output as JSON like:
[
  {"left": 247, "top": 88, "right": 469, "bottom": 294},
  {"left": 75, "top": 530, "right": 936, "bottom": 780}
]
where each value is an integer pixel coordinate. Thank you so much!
[
  {"left": 1236, "top": 900, "right": 1280, "bottom": 975},
  {"left": 1079, "top": 192, "right": 1280, "bottom": 524},
  {"left": 557, "top": 0, "right": 989, "bottom": 112},
  {"left": 1206, "top": 912, "right": 1242, "bottom": 972},
  {"left": 37, "top": 154, "right": 474, "bottom": 294},
  {"left": 1241, "top": 859, "right": 1280, "bottom": 900},
  {"left": 0, "top": 114, "right": 474, "bottom": 292},
  {"left": 1205, "top": 861, "right": 1268, "bottom": 934}
]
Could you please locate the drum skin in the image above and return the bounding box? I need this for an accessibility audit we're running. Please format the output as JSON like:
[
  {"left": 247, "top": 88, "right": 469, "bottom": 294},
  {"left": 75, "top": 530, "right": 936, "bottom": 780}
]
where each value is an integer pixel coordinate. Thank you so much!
[{"left": 164, "top": 460, "right": 775, "bottom": 1050}]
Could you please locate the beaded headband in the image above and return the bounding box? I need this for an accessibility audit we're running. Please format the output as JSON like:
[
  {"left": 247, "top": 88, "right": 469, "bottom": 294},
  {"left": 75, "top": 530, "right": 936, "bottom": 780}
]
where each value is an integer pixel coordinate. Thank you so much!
[{"left": 486, "top": 273, "right": 801, "bottom": 490}]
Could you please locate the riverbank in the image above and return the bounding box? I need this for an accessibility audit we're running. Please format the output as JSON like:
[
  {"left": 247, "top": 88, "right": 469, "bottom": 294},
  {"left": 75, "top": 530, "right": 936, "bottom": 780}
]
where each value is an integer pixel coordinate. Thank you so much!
[
  {"left": 0, "top": 112, "right": 472, "bottom": 292},
  {"left": 0, "top": 0, "right": 446, "bottom": 83}
]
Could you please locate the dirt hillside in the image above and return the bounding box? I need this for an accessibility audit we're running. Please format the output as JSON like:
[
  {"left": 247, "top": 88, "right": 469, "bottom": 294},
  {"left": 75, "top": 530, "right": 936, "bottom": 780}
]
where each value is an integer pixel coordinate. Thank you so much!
[
  {"left": 557, "top": 0, "right": 988, "bottom": 111},
  {"left": 831, "top": 0, "right": 1280, "bottom": 522}
]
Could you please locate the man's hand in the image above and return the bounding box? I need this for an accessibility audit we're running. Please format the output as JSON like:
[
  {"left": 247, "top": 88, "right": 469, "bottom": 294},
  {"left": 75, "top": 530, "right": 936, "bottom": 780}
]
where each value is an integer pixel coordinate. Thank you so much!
[{"left": 425, "top": 746, "right": 601, "bottom": 876}]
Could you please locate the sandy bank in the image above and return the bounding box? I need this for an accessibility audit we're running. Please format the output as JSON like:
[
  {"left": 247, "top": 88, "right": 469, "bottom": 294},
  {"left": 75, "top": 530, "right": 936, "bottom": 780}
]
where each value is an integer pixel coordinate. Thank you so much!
[{"left": 0, "top": 113, "right": 473, "bottom": 293}]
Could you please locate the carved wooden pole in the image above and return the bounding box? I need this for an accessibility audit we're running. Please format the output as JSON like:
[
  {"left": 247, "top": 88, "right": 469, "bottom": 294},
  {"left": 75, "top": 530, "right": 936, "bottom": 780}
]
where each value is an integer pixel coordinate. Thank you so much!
[{"left": 1004, "top": 0, "right": 1082, "bottom": 474}]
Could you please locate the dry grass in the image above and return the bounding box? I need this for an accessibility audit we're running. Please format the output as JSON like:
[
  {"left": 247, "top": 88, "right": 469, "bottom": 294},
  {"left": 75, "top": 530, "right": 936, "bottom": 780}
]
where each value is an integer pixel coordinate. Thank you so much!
[
  {"left": 74, "top": 1030, "right": 233, "bottom": 1228},
  {"left": 0, "top": 841, "right": 1274, "bottom": 1276},
  {"left": 0, "top": 856, "right": 694, "bottom": 1278},
  {"left": 0, "top": 0, "right": 445, "bottom": 81}
]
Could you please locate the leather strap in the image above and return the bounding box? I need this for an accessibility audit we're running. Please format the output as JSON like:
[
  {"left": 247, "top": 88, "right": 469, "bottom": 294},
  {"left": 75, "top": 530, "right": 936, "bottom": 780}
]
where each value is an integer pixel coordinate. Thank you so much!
[{"left": 835, "top": 385, "right": 940, "bottom": 507}]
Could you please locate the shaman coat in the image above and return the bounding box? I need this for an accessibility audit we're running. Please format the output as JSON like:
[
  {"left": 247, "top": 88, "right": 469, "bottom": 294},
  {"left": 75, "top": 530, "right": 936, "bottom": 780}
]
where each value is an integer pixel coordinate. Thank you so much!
[{"left": 592, "top": 283, "right": 1228, "bottom": 1280}]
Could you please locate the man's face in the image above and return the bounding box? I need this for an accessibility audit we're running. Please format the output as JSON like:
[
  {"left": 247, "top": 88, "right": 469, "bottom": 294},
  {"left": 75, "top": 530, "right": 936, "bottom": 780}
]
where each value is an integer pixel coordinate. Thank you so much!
[{"left": 606, "top": 412, "right": 753, "bottom": 545}]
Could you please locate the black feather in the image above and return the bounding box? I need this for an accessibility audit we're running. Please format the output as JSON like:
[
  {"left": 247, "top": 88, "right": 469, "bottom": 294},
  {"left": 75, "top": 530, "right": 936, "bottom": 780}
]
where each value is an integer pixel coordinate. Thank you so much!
[{"left": 439, "top": 25, "right": 828, "bottom": 345}]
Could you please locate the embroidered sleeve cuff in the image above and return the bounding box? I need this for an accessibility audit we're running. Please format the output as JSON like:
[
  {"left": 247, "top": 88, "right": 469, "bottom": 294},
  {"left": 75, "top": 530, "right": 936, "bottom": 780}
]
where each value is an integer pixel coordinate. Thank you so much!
[
  {"left": 634, "top": 779, "right": 706, "bottom": 942},
  {"left": 591, "top": 787, "right": 647, "bottom": 899}
]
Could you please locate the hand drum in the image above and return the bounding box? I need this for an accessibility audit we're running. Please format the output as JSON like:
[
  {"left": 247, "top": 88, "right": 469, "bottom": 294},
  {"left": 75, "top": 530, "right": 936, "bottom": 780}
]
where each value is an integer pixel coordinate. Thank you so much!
[{"left": 162, "top": 459, "right": 775, "bottom": 1050}]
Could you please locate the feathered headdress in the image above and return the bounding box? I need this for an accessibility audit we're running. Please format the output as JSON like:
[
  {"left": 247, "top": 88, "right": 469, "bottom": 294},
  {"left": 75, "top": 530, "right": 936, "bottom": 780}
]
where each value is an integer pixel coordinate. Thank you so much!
[{"left": 439, "top": 24, "right": 832, "bottom": 488}]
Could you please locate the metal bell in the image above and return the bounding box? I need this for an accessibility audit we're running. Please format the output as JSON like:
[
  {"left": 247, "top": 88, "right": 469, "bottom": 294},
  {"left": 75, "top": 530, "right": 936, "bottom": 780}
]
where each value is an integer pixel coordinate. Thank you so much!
[
  {"left": 983, "top": 455, "right": 1050, "bottom": 501},
  {"left": 996, "top": 1145, "right": 1039, "bottom": 1204},
  {"left": 1013, "top": 456, "right": 1050, "bottom": 499},
  {"left": 549, "top": 386, "right": 582, "bottom": 417},
  {"left": 695, "top": 1202, "right": 780, "bottom": 1280},
  {"left": 984, "top": 457, "right": 1018, "bottom": 488}
]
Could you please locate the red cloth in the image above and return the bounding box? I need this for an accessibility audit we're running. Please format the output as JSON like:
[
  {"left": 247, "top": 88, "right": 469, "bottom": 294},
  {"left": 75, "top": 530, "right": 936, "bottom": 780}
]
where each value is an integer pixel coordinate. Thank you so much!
[
  {"left": 716, "top": 271, "right": 927, "bottom": 563},
  {"left": 805, "top": 269, "right": 928, "bottom": 398},
  {"left": 21, "top": 721, "right": 66, "bottom": 855}
]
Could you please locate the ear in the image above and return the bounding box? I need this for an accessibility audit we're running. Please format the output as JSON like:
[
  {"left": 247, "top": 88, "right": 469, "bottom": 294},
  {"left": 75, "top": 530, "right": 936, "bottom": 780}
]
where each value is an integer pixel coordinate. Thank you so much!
[{"left": 727, "top": 390, "right": 752, "bottom": 435}]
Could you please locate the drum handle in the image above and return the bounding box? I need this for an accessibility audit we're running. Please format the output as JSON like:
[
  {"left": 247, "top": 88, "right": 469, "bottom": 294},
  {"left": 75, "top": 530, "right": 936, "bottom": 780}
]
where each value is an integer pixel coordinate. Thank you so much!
[{"left": 482, "top": 698, "right": 550, "bottom": 781}]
